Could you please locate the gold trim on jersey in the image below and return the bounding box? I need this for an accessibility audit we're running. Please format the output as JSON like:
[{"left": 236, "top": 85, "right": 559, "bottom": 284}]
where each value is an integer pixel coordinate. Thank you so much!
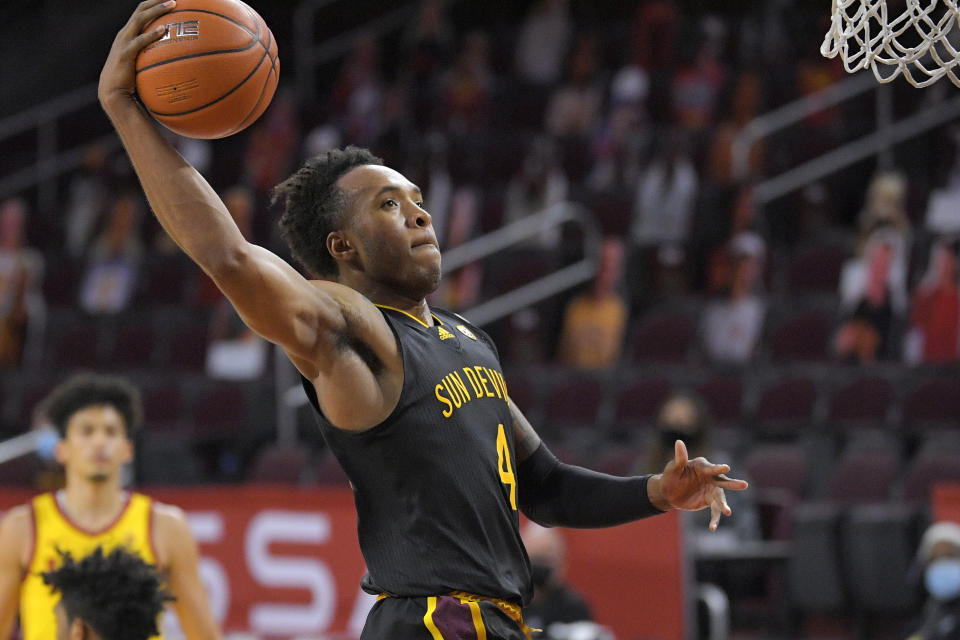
[{"left": 375, "top": 304, "right": 443, "bottom": 328}]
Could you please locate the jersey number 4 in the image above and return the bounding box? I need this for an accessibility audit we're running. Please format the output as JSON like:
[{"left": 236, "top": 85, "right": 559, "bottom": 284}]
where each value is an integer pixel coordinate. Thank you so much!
[{"left": 496, "top": 423, "right": 517, "bottom": 510}]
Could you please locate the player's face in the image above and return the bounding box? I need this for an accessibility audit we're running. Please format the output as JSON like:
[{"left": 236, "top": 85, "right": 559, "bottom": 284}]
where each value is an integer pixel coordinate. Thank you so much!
[
  {"left": 55, "top": 405, "right": 133, "bottom": 483},
  {"left": 336, "top": 165, "right": 441, "bottom": 299}
]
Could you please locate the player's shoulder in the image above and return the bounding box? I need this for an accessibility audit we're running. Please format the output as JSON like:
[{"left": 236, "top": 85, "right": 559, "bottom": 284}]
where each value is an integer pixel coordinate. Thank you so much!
[
  {"left": 0, "top": 504, "right": 32, "bottom": 533},
  {"left": 0, "top": 504, "right": 33, "bottom": 560},
  {"left": 150, "top": 500, "right": 188, "bottom": 527}
]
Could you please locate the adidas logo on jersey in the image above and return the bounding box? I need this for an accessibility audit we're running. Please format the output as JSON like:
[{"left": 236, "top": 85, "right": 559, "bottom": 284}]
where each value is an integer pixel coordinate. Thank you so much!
[{"left": 437, "top": 326, "right": 456, "bottom": 341}]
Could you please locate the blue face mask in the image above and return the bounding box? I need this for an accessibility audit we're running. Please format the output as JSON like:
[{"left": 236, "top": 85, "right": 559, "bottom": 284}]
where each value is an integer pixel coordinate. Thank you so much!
[{"left": 925, "top": 558, "right": 960, "bottom": 602}]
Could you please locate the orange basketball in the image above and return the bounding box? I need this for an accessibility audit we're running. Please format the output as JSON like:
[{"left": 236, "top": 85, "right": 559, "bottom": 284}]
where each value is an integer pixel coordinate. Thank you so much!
[{"left": 135, "top": 0, "right": 279, "bottom": 139}]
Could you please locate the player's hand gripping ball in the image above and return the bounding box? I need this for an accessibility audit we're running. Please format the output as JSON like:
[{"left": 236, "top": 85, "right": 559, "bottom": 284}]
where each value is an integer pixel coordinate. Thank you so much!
[{"left": 136, "top": 0, "right": 279, "bottom": 139}]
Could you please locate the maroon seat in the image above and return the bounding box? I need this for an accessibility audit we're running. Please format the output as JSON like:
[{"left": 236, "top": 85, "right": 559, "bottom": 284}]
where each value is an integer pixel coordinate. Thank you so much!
[
  {"left": 613, "top": 376, "right": 673, "bottom": 425},
  {"left": 52, "top": 323, "right": 101, "bottom": 369},
  {"left": 191, "top": 382, "right": 247, "bottom": 436},
  {"left": 825, "top": 448, "right": 898, "bottom": 504},
  {"left": 696, "top": 375, "right": 743, "bottom": 424},
  {"left": 768, "top": 309, "right": 833, "bottom": 362},
  {"left": 248, "top": 444, "right": 309, "bottom": 484},
  {"left": 629, "top": 311, "right": 694, "bottom": 364},
  {"left": 902, "top": 378, "right": 960, "bottom": 424},
  {"left": 108, "top": 322, "right": 158, "bottom": 369},
  {"left": 742, "top": 443, "right": 809, "bottom": 499},
  {"left": 542, "top": 372, "right": 605, "bottom": 426},
  {"left": 754, "top": 376, "right": 818, "bottom": 425},
  {"left": 902, "top": 449, "right": 960, "bottom": 502},
  {"left": 141, "top": 381, "right": 185, "bottom": 431},
  {"left": 828, "top": 375, "right": 893, "bottom": 424},
  {"left": 788, "top": 242, "right": 850, "bottom": 293}
]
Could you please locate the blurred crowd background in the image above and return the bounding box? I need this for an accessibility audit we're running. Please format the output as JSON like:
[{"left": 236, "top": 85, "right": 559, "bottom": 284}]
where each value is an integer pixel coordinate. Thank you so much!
[{"left": 2, "top": 0, "right": 960, "bottom": 636}]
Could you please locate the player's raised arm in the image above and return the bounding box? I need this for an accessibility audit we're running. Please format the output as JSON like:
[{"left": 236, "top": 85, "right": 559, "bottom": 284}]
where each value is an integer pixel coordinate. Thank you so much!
[{"left": 98, "top": 2, "right": 402, "bottom": 429}]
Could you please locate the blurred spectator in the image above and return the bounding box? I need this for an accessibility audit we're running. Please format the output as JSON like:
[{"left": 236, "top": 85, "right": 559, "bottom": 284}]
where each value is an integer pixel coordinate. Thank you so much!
[
  {"left": 0, "top": 198, "right": 44, "bottom": 367},
  {"left": 520, "top": 523, "right": 593, "bottom": 637},
  {"left": 672, "top": 16, "right": 727, "bottom": 134},
  {"left": 631, "top": 0, "right": 679, "bottom": 123},
  {"left": 556, "top": 237, "right": 627, "bottom": 369},
  {"left": 905, "top": 521, "right": 960, "bottom": 640},
  {"left": 515, "top": 0, "right": 571, "bottom": 86},
  {"left": 705, "top": 70, "right": 764, "bottom": 186},
  {"left": 203, "top": 186, "right": 269, "bottom": 380},
  {"left": 244, "top": 91, "right": 301, "bottom": 196},
  {"left": 925, "top": 127, "right": 960, "bottom": 235},
  {"left": 439, "top": 31, "right": 493, "bottom": 135},
  {"left": 856, "top": 170, "right": 912, "bottom": 285},
  {"left": 904, "top": 238, "right": 960, "bottom": 365},
  {"left": 429, "top": 188, "right": 483, "bottom": 311},
  {"left": 835, "top": 228, "right": 906, "bottom": 363},
  {"left": 503, "top": 135, "right": 569, "bottom": 249},
  {"left": 78, "top": 192, "right": 143, "bottom": 316},
  {"left": 330, "top": 32, "right": 383, "bottom": 144},
  {"left": 630, "top": 128, "right": 697, "bottom": 249},
  {"left": 587, "top": 65, "right": 650, "bottom": 191},
  {"left": 700, "top": 231, "right": 767, "bottom": 365},
  {"left": 645, "top": 392, "right": 711, "bottom": 474},
  {"left": 63, "top": 144, "right": 111, "bottom": 259},
  {"left": 705, "top": 185, "right": 760, "bottom": 295},
  {"left": 545, "top": 34, "right": 603, "bottom": 138},
  {"left": 399, "top": 0, "right": 454, "bottom": 132}
]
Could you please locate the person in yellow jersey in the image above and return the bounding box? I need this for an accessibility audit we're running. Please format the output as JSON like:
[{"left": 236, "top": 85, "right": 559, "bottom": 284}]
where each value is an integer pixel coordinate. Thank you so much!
[
  {"left": 0, "top": 373, "right": 221, "bottom": 640},
  {"left": 43, "top": 546, "right": 174, "bottom": 640}
]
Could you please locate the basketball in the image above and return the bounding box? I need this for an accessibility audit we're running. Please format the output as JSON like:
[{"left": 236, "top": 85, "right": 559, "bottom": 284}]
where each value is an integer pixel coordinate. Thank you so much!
[{"left": 135, "top": 0, "right": 279, "bottom": 139}]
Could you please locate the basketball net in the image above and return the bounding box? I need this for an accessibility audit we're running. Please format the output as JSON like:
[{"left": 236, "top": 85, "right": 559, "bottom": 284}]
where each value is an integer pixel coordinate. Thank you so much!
[{"left": 822, "top": 0, "right": 960, "bottom": 87}]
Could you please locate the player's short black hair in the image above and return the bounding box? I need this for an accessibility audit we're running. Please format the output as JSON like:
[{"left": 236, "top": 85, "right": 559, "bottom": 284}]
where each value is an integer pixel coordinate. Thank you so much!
[
  {"left": 272, "top": 145, "right": 384, "bottom": 278},
  {"left": 42, "top": 546, "right": 174, "bottom": 640},
  {"left": 42, "top": 373, "right": 143, "bottom": 439}
]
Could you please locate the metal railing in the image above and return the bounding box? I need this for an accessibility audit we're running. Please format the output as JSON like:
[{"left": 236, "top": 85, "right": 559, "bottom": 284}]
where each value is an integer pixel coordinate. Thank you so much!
[
  {"left": 731, "top": 71, "right": 960, "bottom": 207},
  {"left": 444, "top": 201, "right": 602, "bottom": 326},
  {"left": 0, "top": 83, "right": 118, "bottom": 211}
]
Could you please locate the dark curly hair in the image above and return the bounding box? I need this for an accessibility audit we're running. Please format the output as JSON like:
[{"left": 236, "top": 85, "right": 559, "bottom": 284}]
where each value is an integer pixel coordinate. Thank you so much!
[
  {"left": 42, "top": 373, "right": 143, "bottom": 439},
  {"left": 273, "top": 145, "right": 384, "bottom": 278},
  {"left": 42, "top": 546, "right": 174, "bottom": 640}
]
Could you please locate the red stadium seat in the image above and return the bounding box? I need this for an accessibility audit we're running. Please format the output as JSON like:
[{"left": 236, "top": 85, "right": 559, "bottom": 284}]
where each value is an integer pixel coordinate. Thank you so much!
[
  {"left": 902, "top": 377, "right": 960, "bottom": 424},
  {"left": 768, "top": 309, "right": 833, "bottom": 362},
  {"left": 107, "top": 321, "right": 158, "bottom": 369},
  {"left": 612, "top": 376, "right": 674, "bottom": 425},
  {"left": 827, "top": 374, "right": 893, "bottom": 425},
  {"left": 248, "top": 443, "right": 310, "bottom": 484},
  {"left": 696, "top": 374, "right": 744, "bottom": 425},
  {"left": 825, "top": 447, "right": 899, "bottom": 504},
  {"left": 788, "top": 242, "right": 851, "bottom": 293},
  {"left": 629, "top": 310, "right": 695, "bottom": 364},
  {"left": 753, "top": 376, "right": 818, "bottom": 428}
]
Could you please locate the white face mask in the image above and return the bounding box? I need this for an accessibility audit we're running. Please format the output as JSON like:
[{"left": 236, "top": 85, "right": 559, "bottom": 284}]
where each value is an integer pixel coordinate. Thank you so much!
[{"left": 925, "top": 558, "right": 960, "bottom": 602}]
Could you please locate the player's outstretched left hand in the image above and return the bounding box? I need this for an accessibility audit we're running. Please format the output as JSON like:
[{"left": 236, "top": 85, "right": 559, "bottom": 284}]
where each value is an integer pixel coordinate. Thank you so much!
[{"left": 648, "top": 440, "right": 748, "bottom": 531}]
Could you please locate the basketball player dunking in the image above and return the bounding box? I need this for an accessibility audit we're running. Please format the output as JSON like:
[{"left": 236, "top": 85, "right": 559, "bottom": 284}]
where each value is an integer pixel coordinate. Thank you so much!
[
  {"left": 98, "top": 2, "right": 748, "bottom": 637},
  {"left": 0, "top": 374, "right": 220, "bottom": 640}
]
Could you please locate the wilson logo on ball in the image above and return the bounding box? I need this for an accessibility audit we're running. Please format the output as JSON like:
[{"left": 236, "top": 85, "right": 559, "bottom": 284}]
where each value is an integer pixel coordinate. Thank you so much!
[{"left": 159, "top": 20, "right": 200, "bottom": 41}]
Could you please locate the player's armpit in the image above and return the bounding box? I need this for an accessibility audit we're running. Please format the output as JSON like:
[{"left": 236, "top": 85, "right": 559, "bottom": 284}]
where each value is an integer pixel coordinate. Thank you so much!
[
  {"left": 0, "top": 506, "right": 31, "bottom": 638},
  {"left": 153, "top": 504, "right": 222, "bottom": 640}
]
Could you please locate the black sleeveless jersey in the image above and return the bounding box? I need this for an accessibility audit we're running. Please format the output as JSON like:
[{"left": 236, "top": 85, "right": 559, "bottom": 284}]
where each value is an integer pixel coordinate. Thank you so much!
[{"left": 300, "top": 305, "right": 532, "bottom": 605}]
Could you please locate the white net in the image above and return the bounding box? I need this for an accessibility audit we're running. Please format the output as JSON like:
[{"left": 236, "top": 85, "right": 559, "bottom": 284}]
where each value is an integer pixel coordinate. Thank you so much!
[{"left": 822, "top": 0, "right": 960, "bottom": 87}]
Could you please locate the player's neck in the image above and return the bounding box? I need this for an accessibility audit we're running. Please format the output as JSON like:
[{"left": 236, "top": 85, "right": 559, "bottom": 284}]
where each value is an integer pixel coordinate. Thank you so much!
[
  {"left": 59, "top": 478, "right": 128, "bottom": 529},
  {"left": 345, "top": 275, "right": 433, "bottom": 326}
]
